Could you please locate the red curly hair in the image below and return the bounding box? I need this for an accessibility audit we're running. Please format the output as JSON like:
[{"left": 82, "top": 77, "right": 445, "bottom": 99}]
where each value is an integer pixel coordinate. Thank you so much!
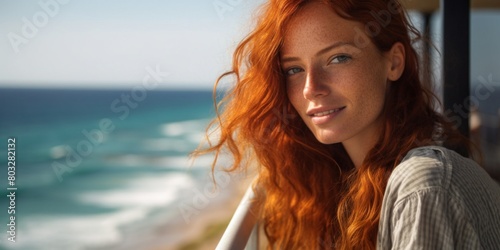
[{"left": 194, "top": 0, "right": 472, "bottom": 248}]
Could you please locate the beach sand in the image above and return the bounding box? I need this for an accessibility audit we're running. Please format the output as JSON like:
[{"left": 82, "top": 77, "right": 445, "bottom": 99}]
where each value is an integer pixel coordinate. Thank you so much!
[{"left": 148, "top": 172, "right": 256, "bottom": 250}]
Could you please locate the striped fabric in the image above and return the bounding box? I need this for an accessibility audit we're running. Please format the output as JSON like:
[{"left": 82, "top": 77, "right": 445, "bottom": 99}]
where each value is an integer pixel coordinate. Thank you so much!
[{"left": 377, "top": 146, "right": 500, "bottom": 249}]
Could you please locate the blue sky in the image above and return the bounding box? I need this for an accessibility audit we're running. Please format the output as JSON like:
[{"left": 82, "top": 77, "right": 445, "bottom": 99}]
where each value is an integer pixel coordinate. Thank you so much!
[
  {"left": 0, "top": 0, "right": 265, "bottom": 89},
  {"left": 0, "top": 0, "right": 498, "bottom": 89}
]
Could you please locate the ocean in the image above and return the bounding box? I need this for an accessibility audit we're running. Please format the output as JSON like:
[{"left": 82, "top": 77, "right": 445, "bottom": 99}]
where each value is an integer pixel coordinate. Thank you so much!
[{"left": 0, "top": 88, "right": 225, "bottom": 250}]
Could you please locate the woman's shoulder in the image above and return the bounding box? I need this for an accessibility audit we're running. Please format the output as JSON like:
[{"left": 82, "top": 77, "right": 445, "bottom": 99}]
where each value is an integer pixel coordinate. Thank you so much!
[
  {"left": 386, "top": 145, "right": 498, "bottom": 202},
  {"left": 388, "top": 146, "right": 454, "bottom": 194},
  {"left": 379, "top": 147, "right": 500, "bottom": 248}
]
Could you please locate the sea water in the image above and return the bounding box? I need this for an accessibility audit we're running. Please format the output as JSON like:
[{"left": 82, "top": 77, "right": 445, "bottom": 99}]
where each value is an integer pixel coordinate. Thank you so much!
[{"left": 0, "top": 88, "right": 221, "bottom": 249}]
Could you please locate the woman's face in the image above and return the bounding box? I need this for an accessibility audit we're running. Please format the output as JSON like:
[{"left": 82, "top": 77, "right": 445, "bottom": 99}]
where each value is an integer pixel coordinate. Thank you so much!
[{"left": 281, "top": 2, "right": 401, "bottom": 148}]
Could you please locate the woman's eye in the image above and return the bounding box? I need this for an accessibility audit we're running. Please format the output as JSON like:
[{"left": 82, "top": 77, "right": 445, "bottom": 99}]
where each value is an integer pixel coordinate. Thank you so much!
[
  {"left": 285, "top": 67, "right": 303, "bottom": 76},
  {"left": 330, "top": 55, "right": 352, "bottom": 64}
]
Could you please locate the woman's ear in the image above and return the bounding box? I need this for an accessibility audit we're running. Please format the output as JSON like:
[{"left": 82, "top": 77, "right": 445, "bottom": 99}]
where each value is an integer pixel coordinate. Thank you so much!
[{"left": 387, "top": 42, "right": 405, "bottom": 81}]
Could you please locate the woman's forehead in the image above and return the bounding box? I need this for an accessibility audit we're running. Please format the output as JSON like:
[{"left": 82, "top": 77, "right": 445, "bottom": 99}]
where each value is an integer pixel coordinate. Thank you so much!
[{"left": 281, "top": 2, "right": 365, "bottom": 54}]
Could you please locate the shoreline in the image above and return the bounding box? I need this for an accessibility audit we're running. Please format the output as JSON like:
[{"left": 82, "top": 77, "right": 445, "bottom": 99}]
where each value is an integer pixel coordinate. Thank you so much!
[
  {"left": 169, "top": 176, "right": 253, "bottom": 250},
  {"left": 94, "top": 171, "right": 255, "bottom": 250}
]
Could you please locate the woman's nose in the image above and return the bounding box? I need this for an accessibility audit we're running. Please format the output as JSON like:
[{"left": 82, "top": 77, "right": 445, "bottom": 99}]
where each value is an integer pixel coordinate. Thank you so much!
[{"left": 303, "top": 69, "right": 331, "bottom": 100}]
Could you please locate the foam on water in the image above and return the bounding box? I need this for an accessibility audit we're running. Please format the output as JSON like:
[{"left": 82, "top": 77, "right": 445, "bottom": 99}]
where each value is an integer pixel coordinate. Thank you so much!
[
  {"left": 1, "top": 173, "right": 197, "bottom": 250},
  {"left": 8, "top": 209, "right": 147, "bottom": 250},
  {"left": 78, "top": 172, "right": 194, "bottom": 208},
  {"left": 0, "top": 89, "right": 218, "bottom": 249},
  {"left": 159, "top": 119, "right": 210, "bottom": 137}
]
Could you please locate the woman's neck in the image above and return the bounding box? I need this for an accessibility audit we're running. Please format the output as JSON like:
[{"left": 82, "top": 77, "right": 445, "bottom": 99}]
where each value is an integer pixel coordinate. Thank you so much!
[{"left": 342, "top": 122, "right": 382, "bottom": 168}]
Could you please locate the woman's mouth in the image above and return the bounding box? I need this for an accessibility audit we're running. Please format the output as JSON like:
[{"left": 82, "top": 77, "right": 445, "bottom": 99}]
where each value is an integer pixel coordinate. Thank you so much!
[
  {"left": 312, "top": 107, "right": 345, "bottom": 117},
  {"left": 309, "top": 107, "right": 346, "bottom": 125}
]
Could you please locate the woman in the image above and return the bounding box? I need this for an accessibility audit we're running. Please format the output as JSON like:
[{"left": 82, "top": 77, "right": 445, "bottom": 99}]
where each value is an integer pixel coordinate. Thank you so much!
[{"left": 195, "top": 0, "right": 500, "bottom": 248}]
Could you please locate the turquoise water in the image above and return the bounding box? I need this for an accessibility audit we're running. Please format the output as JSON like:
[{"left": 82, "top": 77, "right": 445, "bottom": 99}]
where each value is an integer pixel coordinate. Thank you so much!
[{"left": 0, "top": 88, "right": 218, "bottom": 249}]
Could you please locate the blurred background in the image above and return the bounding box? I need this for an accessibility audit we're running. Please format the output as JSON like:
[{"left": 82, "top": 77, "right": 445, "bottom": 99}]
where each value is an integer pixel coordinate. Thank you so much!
[{"left": 0, "top": 1, "right": 498, "bottom": 250}]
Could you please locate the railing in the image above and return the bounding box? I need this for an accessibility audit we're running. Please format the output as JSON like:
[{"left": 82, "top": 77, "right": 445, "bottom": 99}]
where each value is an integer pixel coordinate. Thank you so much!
[{"left": 216, "top": 185, "right": 260, "bottom": 250}]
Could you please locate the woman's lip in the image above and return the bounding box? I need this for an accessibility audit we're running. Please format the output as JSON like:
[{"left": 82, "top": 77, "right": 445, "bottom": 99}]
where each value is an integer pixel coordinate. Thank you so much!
[
  {"left": 310, "top": 107, "right": 345, "bottom": 125},
  {"left": 307, "top": 107, "right": 346, "bottom": 117}
]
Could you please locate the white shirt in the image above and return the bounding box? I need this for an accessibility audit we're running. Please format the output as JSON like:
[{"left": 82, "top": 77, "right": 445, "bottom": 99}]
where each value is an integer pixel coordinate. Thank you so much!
[{"left": 378, "top": 146, "right": 500, "bottom": 249}]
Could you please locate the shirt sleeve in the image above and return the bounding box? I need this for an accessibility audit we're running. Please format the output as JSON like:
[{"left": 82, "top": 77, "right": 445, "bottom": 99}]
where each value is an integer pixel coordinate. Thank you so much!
[{"left": 389, "top": 188, "right": 481, "bottom": 250}]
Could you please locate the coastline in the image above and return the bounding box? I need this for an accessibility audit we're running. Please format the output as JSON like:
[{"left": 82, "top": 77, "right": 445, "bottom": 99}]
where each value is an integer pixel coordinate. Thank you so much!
[
  {"left": 155, "top": 172, "right": 255, "bottom": 250},
  {"left": 93, "top": 171, "right": 255, "bottom": 250}
]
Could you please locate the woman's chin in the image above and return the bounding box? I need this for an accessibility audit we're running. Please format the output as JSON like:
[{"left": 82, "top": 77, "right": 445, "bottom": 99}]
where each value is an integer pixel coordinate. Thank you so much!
[{"left": 314, "top": 132, "right": 343, "bottom": 145}]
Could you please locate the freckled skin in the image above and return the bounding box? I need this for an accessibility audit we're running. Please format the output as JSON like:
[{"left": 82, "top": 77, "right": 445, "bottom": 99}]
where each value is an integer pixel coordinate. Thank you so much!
[{"left": 281, "top": 2, "right": 398, "bottom": 165}]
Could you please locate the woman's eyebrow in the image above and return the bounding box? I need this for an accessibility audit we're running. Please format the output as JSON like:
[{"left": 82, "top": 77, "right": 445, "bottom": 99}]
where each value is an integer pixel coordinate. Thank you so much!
[
  {"left": 316, "top": 41, "right": 356, "bottom": 57},
  {"left": 280, "top": 41, "right": 357, "bottom": 63}
]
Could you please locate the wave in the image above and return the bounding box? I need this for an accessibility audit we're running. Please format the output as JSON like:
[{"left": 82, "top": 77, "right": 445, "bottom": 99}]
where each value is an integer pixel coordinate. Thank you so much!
[
  {"left": 159, "top": 118, "right": 210, "bottom": 137},
  {"left": 103, "top": 154, "right": 215, "bottom": 170},
  {"left": 3, "top": 209, "right": 147, "bottom": 250},
  {"left": 0, "top": 173, "right": 196, "bottom": 250},
  {"left": 77, "top": 172, "right": 194, "bottom": 208}
]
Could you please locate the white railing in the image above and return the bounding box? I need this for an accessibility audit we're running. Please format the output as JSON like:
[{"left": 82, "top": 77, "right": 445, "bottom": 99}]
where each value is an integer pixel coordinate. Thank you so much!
[{"left": 216, "top": 185, "right": 260, "bottom": 250}]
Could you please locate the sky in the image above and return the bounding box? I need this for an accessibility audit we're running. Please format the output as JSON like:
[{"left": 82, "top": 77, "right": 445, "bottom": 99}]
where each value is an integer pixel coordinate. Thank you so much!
[
  {"left": 0, "top": 0, "right": 265, "bottom": 89},
  {"left": 0, "top": 0, "right": 499, "bottom": 89}
]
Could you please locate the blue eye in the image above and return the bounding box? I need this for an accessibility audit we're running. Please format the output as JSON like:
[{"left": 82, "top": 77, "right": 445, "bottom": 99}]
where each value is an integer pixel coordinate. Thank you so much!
[
  {"left": 285, "top": 67, "right": 303, "bottom": 76},
  {"left": 330, "top": 55, "right": 351, "bottom": 64}
]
